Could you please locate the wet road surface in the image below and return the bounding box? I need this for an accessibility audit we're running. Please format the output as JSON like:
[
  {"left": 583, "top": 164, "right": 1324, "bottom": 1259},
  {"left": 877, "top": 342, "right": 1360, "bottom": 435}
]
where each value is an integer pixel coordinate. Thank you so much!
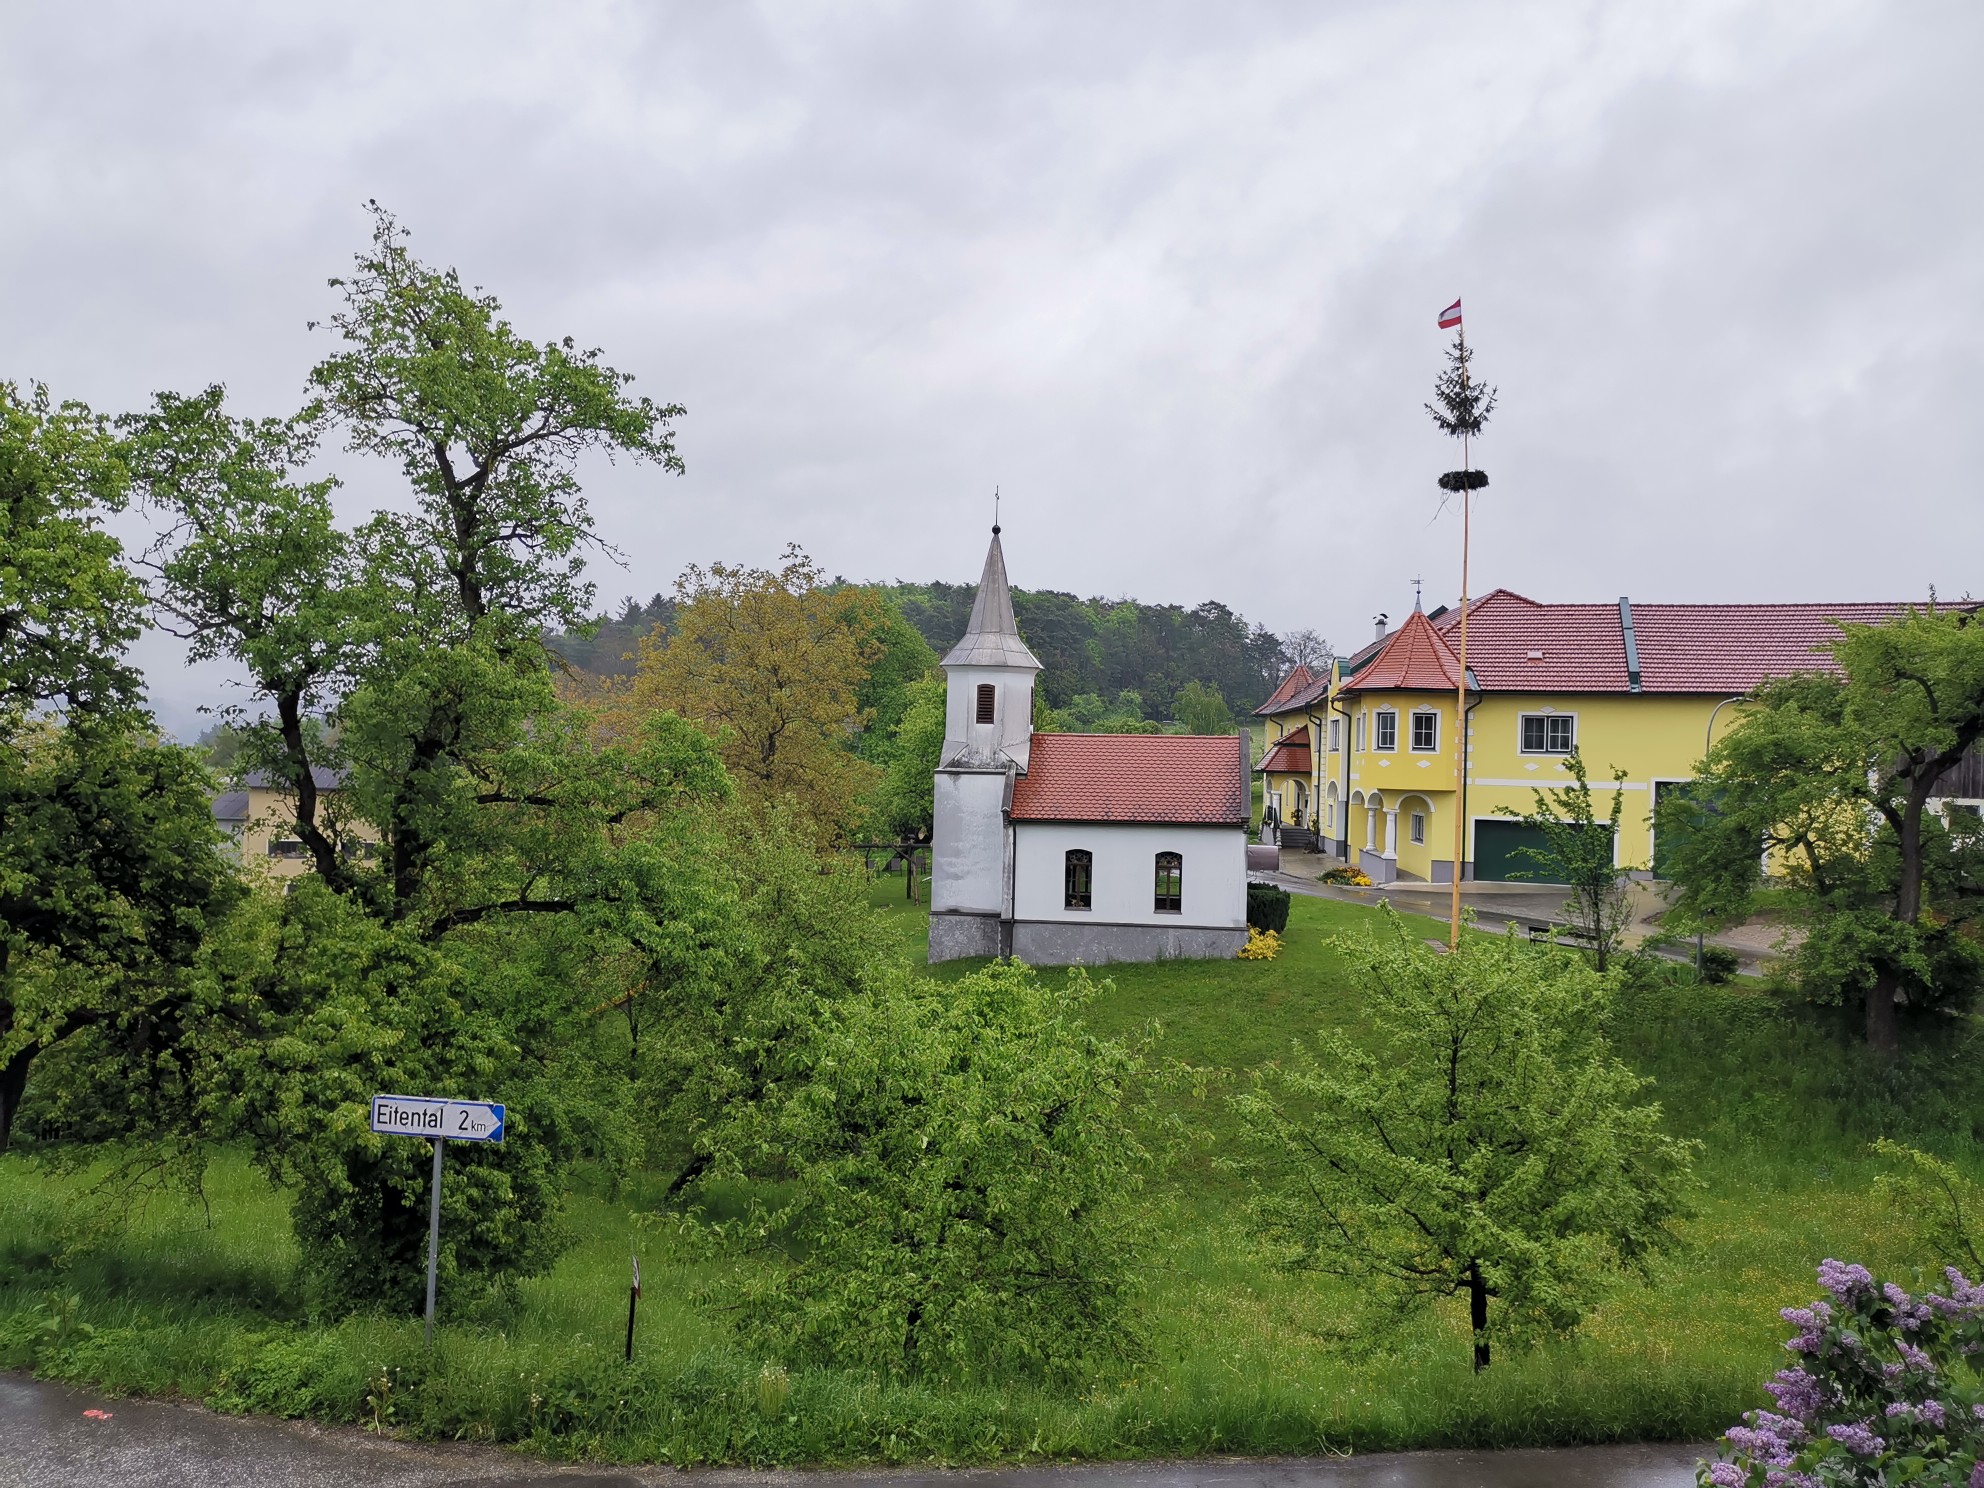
[{"left": 1, "top": 1373, "right": 1708, "bottom": 1487}]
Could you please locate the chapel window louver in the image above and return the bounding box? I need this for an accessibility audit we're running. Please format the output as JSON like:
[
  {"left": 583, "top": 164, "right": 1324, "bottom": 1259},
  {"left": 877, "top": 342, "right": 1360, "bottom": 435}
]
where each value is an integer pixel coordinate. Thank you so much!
[{"left": 976, "top": 683, "right": 996, "bottom": 724}]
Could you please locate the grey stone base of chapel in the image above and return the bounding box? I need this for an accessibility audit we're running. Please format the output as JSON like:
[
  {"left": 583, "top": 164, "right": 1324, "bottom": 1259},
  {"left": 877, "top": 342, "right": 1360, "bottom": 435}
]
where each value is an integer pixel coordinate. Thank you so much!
[
  {"left": 928, "top": 911, "right": 1004, "bottom": 962},
  {"left": 930, "top": 914, "right": 1248, "bottom": 966},
  {"left": 1013, "top": 921, "right": 1246, "bottom": 965}
]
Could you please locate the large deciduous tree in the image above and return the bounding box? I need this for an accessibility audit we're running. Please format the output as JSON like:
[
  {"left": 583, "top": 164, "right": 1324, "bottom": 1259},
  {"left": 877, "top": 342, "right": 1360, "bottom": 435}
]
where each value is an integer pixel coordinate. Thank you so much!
[
  {"left": 1232, "top": 909, "right": 1696, "bottom": 1372},
  {"left": 630, "top": 545, "right": 883, "bottom": 836},
  {"left": 0, "top": 383, "right": 241, "bottom": 1151},
  {"left": 125, "top": 207, "right": 728, "bottom": 1307},
  {"left": 1660, "top": 605, "right": 1984, "bottom": 1053}
]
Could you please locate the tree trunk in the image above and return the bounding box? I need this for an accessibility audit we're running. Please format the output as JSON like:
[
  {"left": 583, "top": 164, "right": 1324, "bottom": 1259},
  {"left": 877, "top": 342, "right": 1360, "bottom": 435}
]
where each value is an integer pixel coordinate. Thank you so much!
[
  {"left": 1468, "top": 1260, "right": 1491, "bottom": 1372},
  {"left": 1867, "top": 970, "right": 1900, "bottom": 1057},
  {"left": 0, "top": 1043, "right": 34, "bottom": 1155}
]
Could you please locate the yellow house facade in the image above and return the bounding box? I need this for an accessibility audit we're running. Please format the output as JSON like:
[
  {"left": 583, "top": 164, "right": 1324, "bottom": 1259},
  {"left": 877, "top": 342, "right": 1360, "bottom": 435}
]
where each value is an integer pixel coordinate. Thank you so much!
[{"left": 1259, "top": 591, "right": 1950, "bottom": 884}]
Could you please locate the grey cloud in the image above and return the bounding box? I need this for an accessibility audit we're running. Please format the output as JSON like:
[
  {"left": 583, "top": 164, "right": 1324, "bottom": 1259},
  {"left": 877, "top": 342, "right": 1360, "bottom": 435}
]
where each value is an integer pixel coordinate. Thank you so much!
[{"left": 2, "top": 0, "right": 1976, "bottom": 740}]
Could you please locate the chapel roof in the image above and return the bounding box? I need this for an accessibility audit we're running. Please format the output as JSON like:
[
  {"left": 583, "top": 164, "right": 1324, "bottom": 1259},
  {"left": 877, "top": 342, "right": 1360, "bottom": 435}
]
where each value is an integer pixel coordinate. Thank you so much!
[
  {"left": 1010, "top": 732, "right": 1250, "bottom": 826},
  {"left": 941, "top": 528, "right": 1042, "bottom": 671}
]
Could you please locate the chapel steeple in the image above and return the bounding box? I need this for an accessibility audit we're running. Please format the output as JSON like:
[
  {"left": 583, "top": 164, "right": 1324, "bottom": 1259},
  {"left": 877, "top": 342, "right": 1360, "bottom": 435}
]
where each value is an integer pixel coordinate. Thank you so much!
[
  {"left": 937, "top": 525, "right": 1039, "bottom": 771},
  {"left": 941, "top": 528, "right": 1042, "bottom": 671}
]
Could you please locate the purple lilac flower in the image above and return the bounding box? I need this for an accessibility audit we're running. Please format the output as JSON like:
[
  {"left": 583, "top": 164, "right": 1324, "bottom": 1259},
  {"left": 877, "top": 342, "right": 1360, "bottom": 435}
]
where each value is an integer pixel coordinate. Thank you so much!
[
  {"left": 1970, "top": 1462, "right": 1984, "bottom": 1488},
  {"left": 1918, "top": 1398, "right": 1946, "bottom": 1428},
  {"left": 1881, "top": 1362, "right": 1904, "bottom": 1382},
  {"left": 1780, "top": 1302, "right": 1832, "bottom": 1354},
  {"left": 1727, "top": 1422, "right": 1797, "bottom": 1466},
  {"left": 1897, "top": 1340, "right": 1935, "bottom": 1372},
  {"left": 1818, "top": 1259, "right": 1876, "bottom": 1303},
  {"left": 1706, "top": 1464, "right": 1744, "bottom": 1487},
  {"left": 1824, "top": 1421, "right": 1884, "bottom": 1457},
  {"left": 1763, "top": 1368, "right": 1828, "bottom": 1421}
]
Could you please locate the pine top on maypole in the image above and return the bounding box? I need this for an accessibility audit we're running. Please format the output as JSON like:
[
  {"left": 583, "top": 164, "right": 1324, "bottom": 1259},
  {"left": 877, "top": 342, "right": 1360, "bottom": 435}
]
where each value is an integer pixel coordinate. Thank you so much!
[{"left": 1427, "top": 297, "right": 1497, "bottom": 947}]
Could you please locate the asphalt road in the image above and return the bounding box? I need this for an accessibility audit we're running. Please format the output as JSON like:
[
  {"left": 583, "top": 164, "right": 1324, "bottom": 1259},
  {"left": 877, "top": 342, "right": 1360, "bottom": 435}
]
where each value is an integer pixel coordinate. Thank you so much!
[{"left": 2, "top": 1373, "right": 1709, "bottom": 1488}]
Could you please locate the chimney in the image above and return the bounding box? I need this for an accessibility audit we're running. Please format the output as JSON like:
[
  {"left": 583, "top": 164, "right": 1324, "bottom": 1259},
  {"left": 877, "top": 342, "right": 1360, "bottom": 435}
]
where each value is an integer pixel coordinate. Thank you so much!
[{"left": 1374, "top": 613, "right": 1388, "bottom": 642}]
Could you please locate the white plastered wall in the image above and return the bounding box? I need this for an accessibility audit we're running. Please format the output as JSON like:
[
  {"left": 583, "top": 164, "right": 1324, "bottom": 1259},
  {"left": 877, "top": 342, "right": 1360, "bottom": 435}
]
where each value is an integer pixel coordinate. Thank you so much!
[
  {"left": 1011, "top": 822, "right": 1246, "bottom": 929},
  {"left": 931, "top": 771, "right": 1009, "bottom": 916}
]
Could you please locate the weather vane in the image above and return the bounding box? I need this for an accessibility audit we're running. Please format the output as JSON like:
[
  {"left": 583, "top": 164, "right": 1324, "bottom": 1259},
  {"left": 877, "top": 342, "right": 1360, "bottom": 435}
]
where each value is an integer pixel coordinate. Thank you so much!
[
  {"left": 992, "top": 486, "right": 1001, "bottom": 535},
  {"left": 1412, "top": 575, "right": 1424, "bottom": 610}
]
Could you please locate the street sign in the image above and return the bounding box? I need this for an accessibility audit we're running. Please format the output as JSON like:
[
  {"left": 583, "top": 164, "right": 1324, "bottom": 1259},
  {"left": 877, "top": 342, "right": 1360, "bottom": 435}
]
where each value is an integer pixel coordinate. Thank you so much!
[
  {"left": 368, "top": 1091, "right": 507, "bottom": 1347},
  {"left": 370, "top": 1094, "right": 505, "bottom": 1143}
]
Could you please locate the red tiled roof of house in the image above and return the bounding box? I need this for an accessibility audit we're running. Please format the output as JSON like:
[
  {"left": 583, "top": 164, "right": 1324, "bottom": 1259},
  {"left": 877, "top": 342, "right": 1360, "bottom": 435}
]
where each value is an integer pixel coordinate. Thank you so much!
[
  {"left": 1254, "top": 664, "right": 1318, "bottom": 715},
  {"left": 1627, "top": 603, "right": 1939, "bottom": 693},
  {"left": 1340, "top": 609, "right": 1465, "bottom": 693},
  {"left": 1411, "top": 589, "right": 1967, "bottom": 694},
  {"left": 1011, "top": 732, "right": 1250, "bottom": 825},
  {"left": 1258, "top": 726, "right": 1311, "bottom": 776}
]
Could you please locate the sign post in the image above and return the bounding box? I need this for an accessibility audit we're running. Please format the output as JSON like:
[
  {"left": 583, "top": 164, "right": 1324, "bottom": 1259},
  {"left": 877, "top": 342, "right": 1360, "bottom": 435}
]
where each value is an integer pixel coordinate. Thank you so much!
[{"left": 369, "top": 1094, "right": 506, "bottom": 1347}]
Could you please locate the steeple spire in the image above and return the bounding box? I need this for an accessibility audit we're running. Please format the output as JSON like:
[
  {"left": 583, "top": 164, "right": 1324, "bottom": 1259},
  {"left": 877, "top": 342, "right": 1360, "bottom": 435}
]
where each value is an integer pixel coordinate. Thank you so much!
[{"left": 942, "top": 526, "right": 1041, "bottom": 670}]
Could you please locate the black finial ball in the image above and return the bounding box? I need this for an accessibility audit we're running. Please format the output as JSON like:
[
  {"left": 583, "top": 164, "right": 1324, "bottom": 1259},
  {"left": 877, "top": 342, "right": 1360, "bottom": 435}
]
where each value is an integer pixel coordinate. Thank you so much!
[{"left": 992, "top": 523, "right": 1001, "bottom": 535}]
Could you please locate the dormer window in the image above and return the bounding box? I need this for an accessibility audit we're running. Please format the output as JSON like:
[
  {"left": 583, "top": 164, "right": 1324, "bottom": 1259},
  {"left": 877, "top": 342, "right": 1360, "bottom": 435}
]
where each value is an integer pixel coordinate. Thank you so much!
[{"left": 975, "top": 683, "right": 996, "bottom": 724}]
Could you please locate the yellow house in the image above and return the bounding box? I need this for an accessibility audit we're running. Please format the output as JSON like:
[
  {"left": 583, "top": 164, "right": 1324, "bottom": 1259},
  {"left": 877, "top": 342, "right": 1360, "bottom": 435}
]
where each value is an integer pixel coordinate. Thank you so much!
[
  {"left": 1253, "top": 664, "right": 1327, "bottom": 842},
  {"left": 1261, "top": 592, "right": 1958, "bottom": 884},
  {"left": 212, "top": 767, "right": 379, "bottom": 881}
]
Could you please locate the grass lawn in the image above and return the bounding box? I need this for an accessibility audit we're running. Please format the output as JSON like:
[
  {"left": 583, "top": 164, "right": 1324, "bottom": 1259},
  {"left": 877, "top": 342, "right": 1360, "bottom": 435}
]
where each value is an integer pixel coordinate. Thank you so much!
[{"left": 3, "top": 880, "right": 1979, "bottom": 1466}]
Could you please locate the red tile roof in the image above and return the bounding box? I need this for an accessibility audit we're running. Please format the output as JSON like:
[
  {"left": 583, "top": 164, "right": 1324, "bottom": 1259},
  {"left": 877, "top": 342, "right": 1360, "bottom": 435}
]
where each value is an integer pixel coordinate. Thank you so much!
[
  {"left": 1404, "top": 589, "right": 1969, "bottom": 695},
  {"left": 1340, "top": 609, "right": 1465, "bottom": 693},
  {"left": 1258, "top": 726, "right": 1311, "bottom": 776},
  {"left": 1011, "top": 732, "right": 1250, "bottom": 825},
  {"left": 1254, "top": 664, "right": 1318, "bottom": 715},
  {"left": 1627, "top": 603, "right": 1940, "bottom": 693}
]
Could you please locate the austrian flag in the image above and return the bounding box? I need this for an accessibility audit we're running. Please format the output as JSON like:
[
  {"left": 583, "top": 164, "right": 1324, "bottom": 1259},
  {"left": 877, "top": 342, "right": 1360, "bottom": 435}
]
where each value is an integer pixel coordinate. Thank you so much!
[{"left": 1437, "top": 298, "right": 1463, "bottom": 329}]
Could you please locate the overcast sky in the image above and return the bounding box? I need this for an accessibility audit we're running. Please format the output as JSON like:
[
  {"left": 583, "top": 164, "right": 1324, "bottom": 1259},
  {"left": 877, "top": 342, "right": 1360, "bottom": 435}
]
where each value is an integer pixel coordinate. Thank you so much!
[{"left": 6, "top": 1, "right": 1979, "bottom": 737}]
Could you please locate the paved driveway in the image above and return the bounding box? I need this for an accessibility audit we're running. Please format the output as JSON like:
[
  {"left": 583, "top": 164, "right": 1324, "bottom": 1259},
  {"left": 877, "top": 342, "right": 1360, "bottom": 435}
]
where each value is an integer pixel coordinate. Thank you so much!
[{"left": 3, "top": 1373, "right": 1709, "bottom": 1488}]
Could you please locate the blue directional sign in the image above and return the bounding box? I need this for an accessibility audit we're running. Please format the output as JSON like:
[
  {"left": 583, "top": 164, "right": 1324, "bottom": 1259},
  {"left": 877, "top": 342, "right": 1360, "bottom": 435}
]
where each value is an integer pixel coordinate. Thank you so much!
[{"left": 370, "top": 1094, "right": 505, "bottom": 1143}]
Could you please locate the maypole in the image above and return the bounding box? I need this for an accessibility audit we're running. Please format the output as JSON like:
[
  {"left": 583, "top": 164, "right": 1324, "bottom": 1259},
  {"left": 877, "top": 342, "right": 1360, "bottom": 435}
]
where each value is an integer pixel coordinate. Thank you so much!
[{"left": 1429, "top": 298, "right": 1496, "bottom": 949}]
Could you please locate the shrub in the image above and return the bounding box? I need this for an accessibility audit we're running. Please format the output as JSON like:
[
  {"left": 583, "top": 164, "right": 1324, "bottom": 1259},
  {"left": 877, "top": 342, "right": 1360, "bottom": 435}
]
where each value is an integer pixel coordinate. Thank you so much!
[
  {"left": 1698, "top": 945, "right": 1741, "bottom": 984},
  {"left": 1320, "top": 866, "right": 1372, "bottom": 887},
  {"left": 702, "top": 961, "right": 1152, "bottom": 1382},
  {"left": 1699, "top": 1260, "right": 1984, "bottom": 1486},
  {"left": 1238, "top": 928, "right": 1281, "bottom": 961},
  {"left": 1246, "top": 882, "right": 1291, "bottom": 935}
]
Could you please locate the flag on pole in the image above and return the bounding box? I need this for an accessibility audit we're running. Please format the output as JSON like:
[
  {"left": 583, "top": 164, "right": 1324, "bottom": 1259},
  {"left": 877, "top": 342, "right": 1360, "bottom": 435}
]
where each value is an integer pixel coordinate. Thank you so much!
[{"left": 1437, "top": 298, "right": 1463, "bottom": 330}]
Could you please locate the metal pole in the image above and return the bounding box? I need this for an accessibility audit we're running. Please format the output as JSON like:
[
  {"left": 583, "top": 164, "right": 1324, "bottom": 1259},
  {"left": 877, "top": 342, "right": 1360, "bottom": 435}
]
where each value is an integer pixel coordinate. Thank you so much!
[
  {"left": 625, "top": 1253, "right": 641, "bottom": 1363},
  {"left": 425, "top": 1136, "right": 443, "bottom": 1349},
  {"left": 1448, "top": 326, "right": 1471, "bottom": 950}
]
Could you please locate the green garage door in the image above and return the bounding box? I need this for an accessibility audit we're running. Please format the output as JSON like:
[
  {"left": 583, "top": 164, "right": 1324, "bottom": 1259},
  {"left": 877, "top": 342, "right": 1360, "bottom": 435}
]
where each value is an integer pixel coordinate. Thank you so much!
[{"left": 1472, "top": 819, "right": 1616, "bottom": 883}]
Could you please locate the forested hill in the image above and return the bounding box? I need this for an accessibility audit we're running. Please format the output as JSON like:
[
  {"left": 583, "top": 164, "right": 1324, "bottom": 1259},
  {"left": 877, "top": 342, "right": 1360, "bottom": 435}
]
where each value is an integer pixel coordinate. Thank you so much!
[
  {"left": 552, "top": 584, "right": 1291, "bottom": 716},
  {"left": 881, "top": 583, "right": 1288, "bottom": 714}
]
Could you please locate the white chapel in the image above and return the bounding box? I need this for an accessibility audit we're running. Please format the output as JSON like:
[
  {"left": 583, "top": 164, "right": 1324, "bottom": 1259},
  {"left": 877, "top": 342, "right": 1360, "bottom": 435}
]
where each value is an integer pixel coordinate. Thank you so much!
[{"left": 928, "top": 527, "right": 1252, "bottom": 965}]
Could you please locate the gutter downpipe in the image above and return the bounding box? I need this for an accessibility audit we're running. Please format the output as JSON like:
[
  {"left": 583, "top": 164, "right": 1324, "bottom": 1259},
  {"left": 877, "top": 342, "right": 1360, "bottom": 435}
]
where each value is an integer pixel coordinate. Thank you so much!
[
  {"left": 1000, "top": 760, "right": 1018, "bottom": 959},
  {"left": 1330, "top": 688, "right": 1355, "bottom": 862}
]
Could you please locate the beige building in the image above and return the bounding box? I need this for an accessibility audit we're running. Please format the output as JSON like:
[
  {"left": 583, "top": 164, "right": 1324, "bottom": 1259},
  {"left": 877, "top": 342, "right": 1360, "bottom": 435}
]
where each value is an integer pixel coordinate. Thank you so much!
[{"left": 212, "top": 768, "right": 379, "bottom": 880}]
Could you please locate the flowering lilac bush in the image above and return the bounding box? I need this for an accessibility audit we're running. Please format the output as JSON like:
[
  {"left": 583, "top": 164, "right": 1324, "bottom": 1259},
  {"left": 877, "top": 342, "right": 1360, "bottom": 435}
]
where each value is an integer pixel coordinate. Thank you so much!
[{"left": 1701, "top": 1259, "right": 1984, "bottom": 1486}]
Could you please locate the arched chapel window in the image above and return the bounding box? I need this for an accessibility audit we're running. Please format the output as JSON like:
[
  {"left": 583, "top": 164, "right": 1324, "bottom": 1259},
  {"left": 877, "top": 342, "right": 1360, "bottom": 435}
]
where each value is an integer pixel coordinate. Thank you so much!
[
  {"left": 1154, "top": 852, "right": 1182, "bottom": 913},
  {"left": 1064, "top": 849, "right": 1093, "bottom": 910},
  {"left": 976, "top": 684, "right": 996, "bottom": 724}
]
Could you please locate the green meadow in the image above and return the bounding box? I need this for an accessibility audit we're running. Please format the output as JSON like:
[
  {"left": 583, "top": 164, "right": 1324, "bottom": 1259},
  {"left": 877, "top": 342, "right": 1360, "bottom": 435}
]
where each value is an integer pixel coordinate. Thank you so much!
[{"left": 3, "top": 885, "right": 1979, "bottom": 1466}]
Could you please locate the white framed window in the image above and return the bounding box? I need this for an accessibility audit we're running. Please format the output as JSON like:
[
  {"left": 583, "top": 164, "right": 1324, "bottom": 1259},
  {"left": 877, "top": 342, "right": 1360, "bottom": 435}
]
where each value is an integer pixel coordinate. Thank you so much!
[
  {"left": 1519, "top": 713, "right": 1576, "bottom": 754},
  {"left": 1328, "top": 718, "right": 1342, "bottom": 752},
  {"left": 1354, "top": 713, "right": 1366, "bottom": 751},
  {"left": 1410, "top": 711, "right": 1438, "bottom": 751},
  {"left": 1410, "top": 811, "right": 1425, "bottom": 844},
  {"left": 1374, "top": 710, "right": 1398, "bottom": 752}
]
